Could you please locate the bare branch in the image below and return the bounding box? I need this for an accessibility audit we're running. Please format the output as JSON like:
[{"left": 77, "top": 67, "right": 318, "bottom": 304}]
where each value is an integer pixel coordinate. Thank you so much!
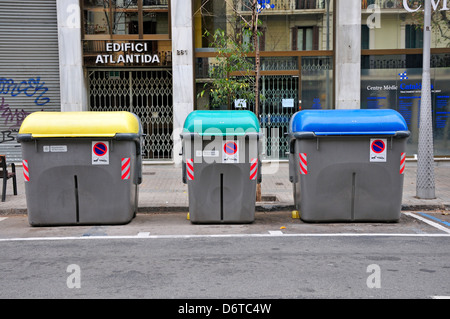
[
  {"left": 224, "top": 0, "right": 251, "bottom": 26},
  {"left": 193, "top": 0, "right": 213, "bottom": 17}
]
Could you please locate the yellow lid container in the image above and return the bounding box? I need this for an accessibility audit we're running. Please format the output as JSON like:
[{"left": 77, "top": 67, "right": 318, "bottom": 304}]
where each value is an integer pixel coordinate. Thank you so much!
[{"left": 18, "top": 111, "right": 140, "bottom": 139}]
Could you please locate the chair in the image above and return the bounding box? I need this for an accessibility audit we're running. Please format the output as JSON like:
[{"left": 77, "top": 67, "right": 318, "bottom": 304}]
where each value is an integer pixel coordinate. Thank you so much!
[{"left": 0, "top": 155, "right": 17, "bottom": 202}]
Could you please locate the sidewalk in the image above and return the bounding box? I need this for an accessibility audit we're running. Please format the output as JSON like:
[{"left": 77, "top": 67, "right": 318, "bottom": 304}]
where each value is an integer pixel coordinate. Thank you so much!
[{"left": 0, "top": 161, "right": 449, "bottom": 215}]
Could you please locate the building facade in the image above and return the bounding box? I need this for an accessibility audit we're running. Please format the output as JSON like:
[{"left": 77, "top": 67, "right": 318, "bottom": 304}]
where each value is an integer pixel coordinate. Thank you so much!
[{"left": 0, "top": 0, "right": 449, "bottom": 163}]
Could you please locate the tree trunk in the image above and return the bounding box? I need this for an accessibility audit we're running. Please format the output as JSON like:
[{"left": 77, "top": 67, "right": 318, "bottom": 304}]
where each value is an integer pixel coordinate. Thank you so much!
[{"left": 252, "top": 0, "right": 262, "bottom": 202}]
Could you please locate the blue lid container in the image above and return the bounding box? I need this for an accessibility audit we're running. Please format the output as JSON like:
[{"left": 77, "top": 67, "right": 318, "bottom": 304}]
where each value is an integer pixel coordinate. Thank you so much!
[{"left": 289, "top": 109, "right": 410, "bottom": 137}]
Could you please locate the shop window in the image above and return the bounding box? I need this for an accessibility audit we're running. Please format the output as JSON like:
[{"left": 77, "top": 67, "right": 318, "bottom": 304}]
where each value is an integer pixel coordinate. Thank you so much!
[{"left": 361, "top": 54, "right": 450, "bottom": 156}]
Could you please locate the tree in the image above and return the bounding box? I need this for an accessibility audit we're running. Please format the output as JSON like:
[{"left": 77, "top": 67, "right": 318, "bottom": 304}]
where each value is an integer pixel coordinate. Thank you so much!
[
  {"left": 196, "top": 0, "right": 275, "bottom": 201},
  {"left": 197, "top": 0, "right": 274, "bottom": 113},
  {"left": 409, "top": 0, "right": 450, "bottom": 47},
  {"left": 226, "top": 0, "right": 274, "bottom": 115},
  {"left": 198, "top": 27, "right": 257, "bottom": 109}
]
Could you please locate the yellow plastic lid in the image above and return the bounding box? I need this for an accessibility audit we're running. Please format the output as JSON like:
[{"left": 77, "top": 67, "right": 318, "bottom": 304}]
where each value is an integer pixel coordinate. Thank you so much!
[{"left": 18, "top": 111, "right": 140, "bottom": 138}]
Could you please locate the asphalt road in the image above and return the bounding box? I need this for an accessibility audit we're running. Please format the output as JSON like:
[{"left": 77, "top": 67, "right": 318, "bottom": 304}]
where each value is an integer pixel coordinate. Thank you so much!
[
  {"left": 1, "top": 233, "right": 449, "bottom": 299},
  {"left": 1, "top": 211, "right": 450, "bottom": 302}
]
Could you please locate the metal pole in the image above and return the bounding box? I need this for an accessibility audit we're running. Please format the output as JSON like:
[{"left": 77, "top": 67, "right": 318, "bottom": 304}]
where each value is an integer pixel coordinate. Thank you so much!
[
  {"left": 326, "top": 0, "right": 331, "bottom": 109},
  {"left": 253, "top": 0, "right": 260, "bottom": 118},
  {"left": 326, "top": 0, "right": 330, "bottom": 51},
  {"left": 416, "top": 0, "right": 436, "bottom": 199}
]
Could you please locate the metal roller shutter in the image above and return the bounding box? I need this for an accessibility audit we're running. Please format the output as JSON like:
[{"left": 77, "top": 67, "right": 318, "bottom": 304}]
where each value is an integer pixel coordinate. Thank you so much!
[{"left": 0, "top": 0, "right": 61, "bottom": 162}]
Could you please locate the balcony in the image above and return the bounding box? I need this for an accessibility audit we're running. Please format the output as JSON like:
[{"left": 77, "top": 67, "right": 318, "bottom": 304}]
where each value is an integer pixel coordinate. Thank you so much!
[
  {"left": 361, "top": 0, "right": 404, "bottom": 9},
  {"left": 195, "top": 56, "right": 300, "bottom": 80},
  {"left": 240, "top": 0, "right": 327, "bottom": 14},
  {"left": 143, "top": 0, "right": 168, "bottom": 5},
  {"left": 85, "top": 0, "right": 168, "bottom": 7}
]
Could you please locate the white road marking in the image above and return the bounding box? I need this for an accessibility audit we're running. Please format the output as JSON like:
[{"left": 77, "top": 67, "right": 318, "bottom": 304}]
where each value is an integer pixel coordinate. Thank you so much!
[
  {"left": 1, "top": 212, "right": 450, "bottom": 242},
  {"left": 137, "top": 232, "right": 151, "bottom": 237},
  {"left": 268, "top": 230, "right": 283, "bottom": 236},
  {"left": 404, "top": 212, "right": 450, "bottom": 234},
  {"left": 0, "top": 232, "right": 449, "bottom": 243}
]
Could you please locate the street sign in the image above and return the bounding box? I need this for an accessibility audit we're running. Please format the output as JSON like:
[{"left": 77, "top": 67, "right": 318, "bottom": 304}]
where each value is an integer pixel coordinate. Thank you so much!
[
  {"left": 92, "top": 141, "right": 109, "bottom": 165},
  {"left": 223, "top": 141, "right": 239, "bottom": 163},
  {"left": 370, "top": 139, "right": 387, "bottom": 162}
]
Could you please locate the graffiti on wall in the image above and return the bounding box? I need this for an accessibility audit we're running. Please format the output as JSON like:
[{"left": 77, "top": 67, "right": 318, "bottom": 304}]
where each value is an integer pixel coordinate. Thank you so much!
[
  {"left": 0, "top": 97, "right": 30, "bottom": 129},
  {"left": 0, "top": 77, "right": 50, "bottom": 143},
  {"left": 0, "top": 77, "right": 50, "bottom": 106}
]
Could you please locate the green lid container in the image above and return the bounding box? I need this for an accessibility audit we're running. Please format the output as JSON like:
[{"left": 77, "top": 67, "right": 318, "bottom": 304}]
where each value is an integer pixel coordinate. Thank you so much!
[{"left": 183, "top": 110, "right": 260, "bottom": 136}]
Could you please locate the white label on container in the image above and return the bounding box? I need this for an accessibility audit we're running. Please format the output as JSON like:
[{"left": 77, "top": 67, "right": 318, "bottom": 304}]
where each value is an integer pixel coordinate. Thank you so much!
[
  {"left": 51, "top": 145, "right": 67, "bottom": 152},
  {"left": 204, "top": 150, "right": 219, "bottom": 157},
  {"left": 44, "top": 145, "right": 67, "bottom": 153}
]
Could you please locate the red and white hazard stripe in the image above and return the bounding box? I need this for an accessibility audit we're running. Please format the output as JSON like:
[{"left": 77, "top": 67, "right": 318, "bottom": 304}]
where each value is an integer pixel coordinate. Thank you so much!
[
  {"left": 250, "top": 158, "right": 258, "bottom": 181},
  {"left": 23, "top": 160, "right": 30, "bottom": 182},
  {"left": 121, "top": 158, "right": 131, "bottom": 180},
  {"left": 400, "top": 152, "right": 406, "bottom": 175},
  {"left": 186, "top": 158, "right": 194, "bottom": 181},
  {"left": 299, "top": 153, "right": 308, "bottom": 175}
]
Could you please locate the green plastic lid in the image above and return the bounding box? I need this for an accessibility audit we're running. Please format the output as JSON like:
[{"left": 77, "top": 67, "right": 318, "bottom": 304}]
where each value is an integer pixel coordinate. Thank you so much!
[{"left": 183, "top": 110, "right": 260, "bottom": 136}]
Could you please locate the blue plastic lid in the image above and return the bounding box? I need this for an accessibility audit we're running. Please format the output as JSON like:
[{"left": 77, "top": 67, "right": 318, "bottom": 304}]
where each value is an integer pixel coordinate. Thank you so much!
[{"left": 289, "top": 109, "right": 409, "bottom": 136}]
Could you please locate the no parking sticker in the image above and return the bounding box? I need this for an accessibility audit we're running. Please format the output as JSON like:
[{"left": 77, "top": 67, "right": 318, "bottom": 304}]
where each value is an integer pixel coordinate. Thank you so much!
[
  {"left": 92, "top": 141, "right": 109, "bottom": 165},
  {"left": 370, "top": 139, "right": 387, "bottom": 162},
  {"left": 222, "top": 140, "right": 239, "bottom": 164}
]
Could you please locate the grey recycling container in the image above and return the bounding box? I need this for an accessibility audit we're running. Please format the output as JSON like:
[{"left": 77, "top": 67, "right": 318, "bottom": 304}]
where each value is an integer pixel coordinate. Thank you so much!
[
  {"left": 181, "top": 110, "right": 262, "bottom": 223},
  {"left": 288, "top": 109, "right": 410, "bottom": 222},
  {"left": 17, "top": 111, "right": 143, "bottom": 226}
]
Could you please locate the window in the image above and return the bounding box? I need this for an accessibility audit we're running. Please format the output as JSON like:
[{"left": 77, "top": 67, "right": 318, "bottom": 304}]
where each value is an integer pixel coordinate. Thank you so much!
[
  {"left": 297, "top": 0, "right": 319, "bottom": 10},
  {"left": 82, "top": 0, "right": 170, "bottom": 40},
  {"left": 361, "top": 25, "right": 370, "bottom": 50},
  {"left": 196, "top": 1, "right": 332, "bottom": 52},
  {"left": 292, "top": 27, "right": 318, "bottom": 51},
  {"left": 405, "top": 25, "right": 423, "bottom": 49},
  {"left": 83, "top": 0, "right": 110, "bottom": 35},
  {"left": 242, "top": 27, "right": 266, "bottom": 51}
]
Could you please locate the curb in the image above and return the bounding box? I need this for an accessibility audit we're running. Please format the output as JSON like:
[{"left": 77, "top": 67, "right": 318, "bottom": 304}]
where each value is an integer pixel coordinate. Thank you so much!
[
  {"left": 401, "top": 204, "right": 450, "bottom": 212},
  {"left": 2, "top": 203, "right": 448, "bottom": 217}
]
